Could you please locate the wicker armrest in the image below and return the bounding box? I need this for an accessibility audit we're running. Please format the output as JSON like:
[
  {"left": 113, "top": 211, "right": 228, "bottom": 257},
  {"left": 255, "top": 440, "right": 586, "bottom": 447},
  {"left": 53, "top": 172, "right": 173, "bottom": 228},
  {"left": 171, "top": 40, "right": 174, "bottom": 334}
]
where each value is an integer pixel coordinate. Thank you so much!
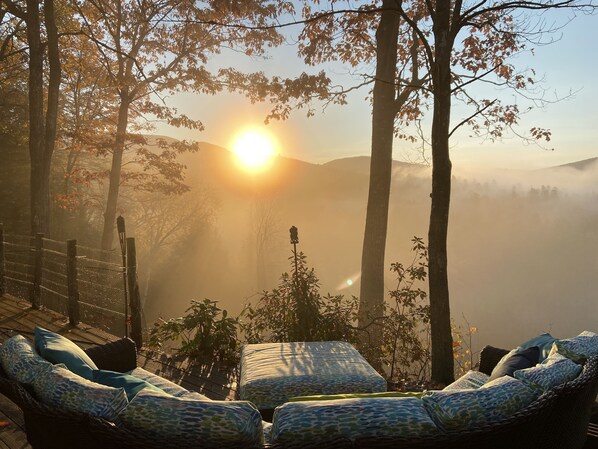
[
  {"left": 478, "top": 345, "right": 510, "bottom": 376},
  {"left": 85, "top": 338, "right": 137, "bottom": 373}
]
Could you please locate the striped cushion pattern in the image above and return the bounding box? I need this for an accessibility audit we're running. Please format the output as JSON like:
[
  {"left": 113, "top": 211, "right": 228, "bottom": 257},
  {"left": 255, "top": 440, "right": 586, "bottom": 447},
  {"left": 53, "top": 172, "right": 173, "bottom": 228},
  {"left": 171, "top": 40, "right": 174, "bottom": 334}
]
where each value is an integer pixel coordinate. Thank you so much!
[{"left": 444, "top": 370, "right": 489, "bottom": 390}]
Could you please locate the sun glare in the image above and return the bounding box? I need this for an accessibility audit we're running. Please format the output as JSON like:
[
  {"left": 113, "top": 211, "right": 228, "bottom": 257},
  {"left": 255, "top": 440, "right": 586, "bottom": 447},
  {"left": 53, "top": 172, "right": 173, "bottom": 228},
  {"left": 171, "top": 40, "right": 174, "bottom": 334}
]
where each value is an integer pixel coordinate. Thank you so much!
[{"left": 232, "top": 130, "right": 277, "bottom": 172}]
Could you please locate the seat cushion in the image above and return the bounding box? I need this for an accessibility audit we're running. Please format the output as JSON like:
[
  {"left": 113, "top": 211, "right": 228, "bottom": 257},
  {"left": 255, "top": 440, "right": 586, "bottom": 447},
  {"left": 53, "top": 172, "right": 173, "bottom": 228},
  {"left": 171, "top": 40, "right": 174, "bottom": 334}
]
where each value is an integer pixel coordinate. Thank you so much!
[
  {"left": 120, "top": 389, "right": 264, "bottom": 447},
  {"left": 444, "top": 370, "right": 490, "bottom": 390},
  {"left": 92, "top": 369, "right": 163, "bottom": 401},
  {"left": 34, "top": 326, "right": 98, "bottom": 380},
  {"left": 489, "top": 346, "right": 540, "bottom": 381},
  {"left": 422, "top": 376, "right": 539, "bottom": 431},
  {"left": 514, "top": 352, "right": 582, "bottom": 390},
  {"left": 0, "top": 335, "right": 51, "bottom": 384},
  {"left": 270, "top": 397, "right": 439, "bottom": 446},
  {"left": 32, "top": 363, "right": 128, "bottom": 421}
]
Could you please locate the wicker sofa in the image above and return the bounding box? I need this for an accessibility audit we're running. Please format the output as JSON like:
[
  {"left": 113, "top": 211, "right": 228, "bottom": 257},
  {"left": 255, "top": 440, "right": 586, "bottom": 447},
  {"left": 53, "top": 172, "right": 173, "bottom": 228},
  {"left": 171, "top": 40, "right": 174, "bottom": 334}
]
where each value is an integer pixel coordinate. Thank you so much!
[{"left": 0, "top": 337, "right": 597, "bottom": 449}]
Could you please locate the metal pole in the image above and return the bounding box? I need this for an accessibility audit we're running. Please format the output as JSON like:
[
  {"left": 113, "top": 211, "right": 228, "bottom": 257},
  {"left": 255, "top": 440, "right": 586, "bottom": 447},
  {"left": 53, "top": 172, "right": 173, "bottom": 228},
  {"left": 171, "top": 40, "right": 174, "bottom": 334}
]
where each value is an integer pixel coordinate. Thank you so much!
[{"left": 117, "top": 216, "right": 128, "bottom": 338}]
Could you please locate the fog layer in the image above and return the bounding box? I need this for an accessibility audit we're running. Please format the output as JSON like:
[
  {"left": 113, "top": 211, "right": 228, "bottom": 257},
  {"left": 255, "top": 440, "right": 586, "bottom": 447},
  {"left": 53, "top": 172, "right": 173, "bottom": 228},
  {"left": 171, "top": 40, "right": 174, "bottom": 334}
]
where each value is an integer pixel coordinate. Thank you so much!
[{"left": 144, "top": 144, "right": 598, "bottom": 352}]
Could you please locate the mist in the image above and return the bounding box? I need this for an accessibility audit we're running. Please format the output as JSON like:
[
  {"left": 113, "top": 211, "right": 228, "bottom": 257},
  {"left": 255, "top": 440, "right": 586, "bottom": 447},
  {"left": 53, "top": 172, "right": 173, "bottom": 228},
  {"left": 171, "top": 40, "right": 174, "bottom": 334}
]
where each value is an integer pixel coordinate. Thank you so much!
[{"left": 136, "top": 143, "right": 598, "bottom": 353}]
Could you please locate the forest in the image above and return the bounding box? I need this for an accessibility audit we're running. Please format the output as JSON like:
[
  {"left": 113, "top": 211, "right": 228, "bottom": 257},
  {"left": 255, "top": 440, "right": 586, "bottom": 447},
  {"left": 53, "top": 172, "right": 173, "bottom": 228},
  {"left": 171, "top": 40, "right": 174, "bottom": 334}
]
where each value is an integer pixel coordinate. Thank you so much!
[{"left": 1, "top": 0, "right": 596, "bottom": 385}]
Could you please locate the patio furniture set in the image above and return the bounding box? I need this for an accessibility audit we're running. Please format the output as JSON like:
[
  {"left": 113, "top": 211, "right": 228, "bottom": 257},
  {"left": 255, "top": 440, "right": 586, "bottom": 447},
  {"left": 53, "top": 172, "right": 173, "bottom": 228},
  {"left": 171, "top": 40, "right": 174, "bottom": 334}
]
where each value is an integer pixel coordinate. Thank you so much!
[{"left": 0, "top": 326, "right": 597, "bottom": 448}]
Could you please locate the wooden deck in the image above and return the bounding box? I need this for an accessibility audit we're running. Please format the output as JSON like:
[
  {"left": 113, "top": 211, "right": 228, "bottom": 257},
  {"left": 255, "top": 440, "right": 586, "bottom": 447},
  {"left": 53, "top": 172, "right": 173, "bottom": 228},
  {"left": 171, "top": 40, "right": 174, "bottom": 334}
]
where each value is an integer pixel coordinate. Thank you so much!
[{"left": 0, "top": 294, "right": 237, "bottom": 448}]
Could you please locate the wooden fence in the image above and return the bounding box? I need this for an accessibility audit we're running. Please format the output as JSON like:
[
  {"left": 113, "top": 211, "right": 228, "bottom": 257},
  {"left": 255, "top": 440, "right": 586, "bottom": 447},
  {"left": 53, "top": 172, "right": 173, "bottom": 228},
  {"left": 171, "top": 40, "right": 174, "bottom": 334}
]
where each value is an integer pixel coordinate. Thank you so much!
[{"left": 0, "top": 224, "right": 143, "bottom": 348}]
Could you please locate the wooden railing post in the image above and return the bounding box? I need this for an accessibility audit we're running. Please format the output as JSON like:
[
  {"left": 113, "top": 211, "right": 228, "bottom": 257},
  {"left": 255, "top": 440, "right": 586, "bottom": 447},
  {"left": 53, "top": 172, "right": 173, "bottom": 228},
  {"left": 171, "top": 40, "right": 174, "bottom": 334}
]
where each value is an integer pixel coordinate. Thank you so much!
[
  {"left": 0, "top": 224, "right": 5, "bottom": 296},
  {"left": 30, "top": 233, "right": 44, "bottom": 308},
  {"left": 66, "top": 239, "right": 80, "bottom": 326},
  {"left": 126, "top": 237, "right": 142, "bottom": 348}
]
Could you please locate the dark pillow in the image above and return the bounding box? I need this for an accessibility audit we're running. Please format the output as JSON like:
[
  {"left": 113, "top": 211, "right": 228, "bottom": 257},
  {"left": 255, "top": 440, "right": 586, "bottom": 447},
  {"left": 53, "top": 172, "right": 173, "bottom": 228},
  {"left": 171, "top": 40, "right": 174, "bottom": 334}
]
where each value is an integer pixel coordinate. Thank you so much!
[{"left": 489, "top": 346, "right": 540, "bottom": 381}]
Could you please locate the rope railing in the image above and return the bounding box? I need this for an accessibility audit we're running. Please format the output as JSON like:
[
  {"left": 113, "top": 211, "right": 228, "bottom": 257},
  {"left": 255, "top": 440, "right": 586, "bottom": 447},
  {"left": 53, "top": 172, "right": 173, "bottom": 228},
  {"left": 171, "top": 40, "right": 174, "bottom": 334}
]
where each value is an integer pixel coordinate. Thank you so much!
[{"left": 0, "top": 224, "right": 143, "bottom": 347}]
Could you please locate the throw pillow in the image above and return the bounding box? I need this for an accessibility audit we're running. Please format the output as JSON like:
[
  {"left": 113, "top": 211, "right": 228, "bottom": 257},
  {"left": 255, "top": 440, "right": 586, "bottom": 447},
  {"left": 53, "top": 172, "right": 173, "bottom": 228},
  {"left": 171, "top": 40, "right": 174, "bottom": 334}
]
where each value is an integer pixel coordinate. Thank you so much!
[
  {"left": 120, "top": 389, "right": 264, "bottom": 447},
  {"left": 127, "top": 366, "right": 210, "bottom": 400},
  {"left": 444, "top": 370, "right": 490, "bottom": 390},
  {"left": 550, "top": 331, "right": 598, "bottom": 363},
  {"left": 270, "top": 397, "right": 439, "bottom": 446},
  {"left": 422, "top": 376, "right": 539, "bottom": 431},
  {"left": 92, "top": 369, "right": 163, "bottom": 401},
  {"left": 514, "top": 352, "right": 582, "bottom": 391},
  {"left": 0, "top": 335, "right": 51, "bottom": 384},
  {"left": 32, "top": 363, "right": 128, "bottom": 421},
  {"left": 518, "top": 333, "right": 558, "bottom": 361},
  {"left": 489, "top": 346, "right": 540, "bottom": 381},
  {"left": 34, "top": 326, "right": 98, "bottom": 380}
]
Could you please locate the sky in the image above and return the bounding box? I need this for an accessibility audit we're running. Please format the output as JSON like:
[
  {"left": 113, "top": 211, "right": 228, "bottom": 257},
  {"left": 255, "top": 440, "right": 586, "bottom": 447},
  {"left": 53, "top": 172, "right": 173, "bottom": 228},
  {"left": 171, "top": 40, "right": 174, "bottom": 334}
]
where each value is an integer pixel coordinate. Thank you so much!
[{"left": 154, "top": 7, "right": 598, "bottom": 171}]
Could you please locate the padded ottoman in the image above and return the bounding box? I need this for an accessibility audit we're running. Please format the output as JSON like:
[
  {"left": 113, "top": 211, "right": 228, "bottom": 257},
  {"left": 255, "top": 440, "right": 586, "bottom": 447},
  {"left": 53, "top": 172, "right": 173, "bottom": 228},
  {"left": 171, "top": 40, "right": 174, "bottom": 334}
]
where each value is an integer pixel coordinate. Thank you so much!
[{"left": 239, "top": 341, "right": 386, "bottom": 410}]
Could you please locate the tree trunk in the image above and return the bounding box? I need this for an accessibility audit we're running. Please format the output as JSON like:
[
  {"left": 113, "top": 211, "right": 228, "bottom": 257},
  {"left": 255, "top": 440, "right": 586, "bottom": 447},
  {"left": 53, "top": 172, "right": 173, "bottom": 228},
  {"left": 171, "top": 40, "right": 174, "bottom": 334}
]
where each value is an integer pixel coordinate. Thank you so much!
[
  {"left": 43, "top": 0, "right": 61, "bottom": 232},
  {"left": 100, "top": 98, "right": 130, "bottom": 251},
  {"left": 25, "top": 0, "right": 60, "bottom": 237},
  {"left": 26, "top": 0, "right": 46, "bottom": 235},
  {"left": 358, "top": 0, "right": 400, "bottom": 367},
  {"left": 428, "top": 1, "right": 455, "bottom": 385}
]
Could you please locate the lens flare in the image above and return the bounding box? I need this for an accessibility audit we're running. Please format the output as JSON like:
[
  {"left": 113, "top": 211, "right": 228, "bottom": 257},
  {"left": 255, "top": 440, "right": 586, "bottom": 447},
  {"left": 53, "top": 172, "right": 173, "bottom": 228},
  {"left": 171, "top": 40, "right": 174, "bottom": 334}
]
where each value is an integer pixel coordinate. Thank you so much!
[{"left": 335, "top": 272, "right": 361, "bottom": 291}]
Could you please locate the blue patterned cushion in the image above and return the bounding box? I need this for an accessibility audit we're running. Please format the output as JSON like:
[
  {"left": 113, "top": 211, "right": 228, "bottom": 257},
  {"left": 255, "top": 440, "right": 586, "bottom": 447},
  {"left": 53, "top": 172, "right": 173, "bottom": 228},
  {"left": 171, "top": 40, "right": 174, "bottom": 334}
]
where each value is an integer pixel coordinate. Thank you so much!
[
  {"left": 422, "top": 376, "right": 539, "bottom": 431},
  {"left": 514, "top": 352, "right": 582, "bottom": 390},
  {"left": 240, "top": 341, "right": 387, "bottom": 409},
  {"left": 444, "top": 370, "right": 489, "bottom": 390},
  {"left": 127, "top": 367, "right": 210, "bottom": 400},
  {"left": 270, "top": 397, "right": 439, "bottom": 445},
  {"left": 34, "top": 326, "right": 98, "bottom": 380},
  {"left": 32, "top": 363, "right": 128, "bottom": 421},
  {"left": 92, "top": 369, "right": 163, "bottom": 401},
  {"left": 120, "top": 389, "right": 264, "bottom": 446},
  {"left": 551, "top": 331, "right": 598, "bottom": 363},
  {"left": 0, "top": 335, "right": 52, "bottom": 384},
  {"left": 519, "top": 333, "right": 558, "bottom": 362}
]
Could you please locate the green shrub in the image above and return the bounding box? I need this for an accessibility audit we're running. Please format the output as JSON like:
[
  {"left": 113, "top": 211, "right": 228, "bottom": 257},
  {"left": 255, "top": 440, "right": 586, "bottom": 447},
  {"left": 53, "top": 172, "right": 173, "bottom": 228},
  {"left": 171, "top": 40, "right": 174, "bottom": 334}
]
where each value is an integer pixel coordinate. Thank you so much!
[
  {"left": 148, "top": 298, "right": 239, "bottom": 366},
  {"left": 383, "top": 237, "right": 478, "bottom": 388},
  {"left": 241, "top": 251, "right": 359, "bottom": 344}
]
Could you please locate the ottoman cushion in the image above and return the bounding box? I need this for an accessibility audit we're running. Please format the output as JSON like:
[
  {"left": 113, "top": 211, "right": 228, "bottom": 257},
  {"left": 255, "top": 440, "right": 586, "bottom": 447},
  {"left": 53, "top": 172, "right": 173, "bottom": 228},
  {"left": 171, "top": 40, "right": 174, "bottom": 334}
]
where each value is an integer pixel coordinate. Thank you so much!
[{"left": 239, "top": 341, "right": 386, "bottom": 409}]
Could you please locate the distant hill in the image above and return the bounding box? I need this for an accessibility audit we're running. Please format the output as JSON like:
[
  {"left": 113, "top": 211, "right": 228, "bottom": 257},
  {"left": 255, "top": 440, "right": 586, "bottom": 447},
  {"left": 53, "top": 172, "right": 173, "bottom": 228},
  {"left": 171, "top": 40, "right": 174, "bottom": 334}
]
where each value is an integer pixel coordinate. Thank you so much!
[
  {"left": 552, "top": 157, "right": 598, "bottom": 171},
  {"left": 323, "top": 156, "right": 426, "bottom": 176}
]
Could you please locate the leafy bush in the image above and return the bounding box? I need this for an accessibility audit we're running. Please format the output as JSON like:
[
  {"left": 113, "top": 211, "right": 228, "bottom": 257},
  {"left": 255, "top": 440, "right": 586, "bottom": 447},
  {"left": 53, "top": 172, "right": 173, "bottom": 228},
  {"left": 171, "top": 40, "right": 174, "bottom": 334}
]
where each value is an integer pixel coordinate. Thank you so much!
[
  {"left": 383, "top": 237, "right": 431, "bottom": 387},
  {"left": 382, "top": 237, "right": 478, "bottom": 388},
  {"left": 241, "top": 251, "right": 359, "bottom": 344},
  {"left": 148, "top": 298, "right": 239, "bottom": 366}
]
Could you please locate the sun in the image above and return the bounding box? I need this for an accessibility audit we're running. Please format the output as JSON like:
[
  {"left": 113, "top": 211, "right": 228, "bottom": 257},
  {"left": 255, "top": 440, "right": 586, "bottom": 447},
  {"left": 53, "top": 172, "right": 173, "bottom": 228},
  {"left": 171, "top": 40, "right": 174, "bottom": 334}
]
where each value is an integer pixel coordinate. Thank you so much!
[{"left": 231, "top": 129, "right": 277, "bottom": 172}]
